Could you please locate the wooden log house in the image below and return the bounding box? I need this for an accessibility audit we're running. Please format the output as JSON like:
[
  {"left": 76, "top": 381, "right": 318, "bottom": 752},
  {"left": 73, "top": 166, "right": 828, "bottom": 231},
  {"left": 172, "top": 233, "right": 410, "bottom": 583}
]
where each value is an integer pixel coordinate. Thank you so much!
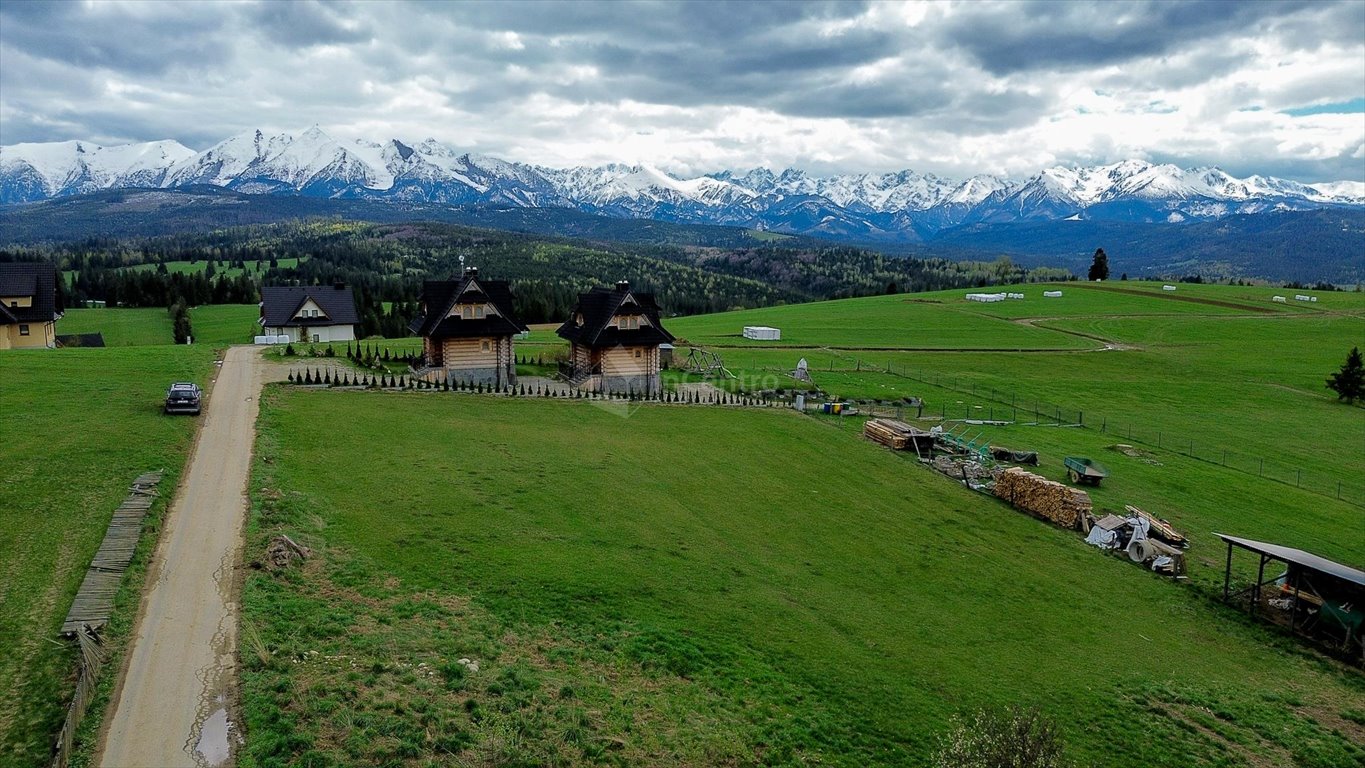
[
  {"left": 409, "top": 267, "right": 527, "bottom": 388},
  {"left": 557, "top": 280, "right": 674, "bottom": 394}
]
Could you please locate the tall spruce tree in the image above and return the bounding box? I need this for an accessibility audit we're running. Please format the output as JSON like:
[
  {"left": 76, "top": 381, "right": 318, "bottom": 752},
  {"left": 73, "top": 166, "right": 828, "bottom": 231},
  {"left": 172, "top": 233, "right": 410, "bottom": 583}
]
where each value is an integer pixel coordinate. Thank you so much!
[
  {"left": 1326, "top": 346, "right": 1364, "bottom": 404},
  {"left": 1087, "top": 248, "right": 1110, "bottom": 281}
]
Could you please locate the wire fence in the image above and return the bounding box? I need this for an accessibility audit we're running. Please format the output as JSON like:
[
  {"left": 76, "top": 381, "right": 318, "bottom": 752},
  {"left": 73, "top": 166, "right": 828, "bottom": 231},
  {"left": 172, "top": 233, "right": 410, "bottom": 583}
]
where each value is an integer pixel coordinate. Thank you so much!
[{"left": 810, "top": 352, "right": 1365, "bottom": 509}]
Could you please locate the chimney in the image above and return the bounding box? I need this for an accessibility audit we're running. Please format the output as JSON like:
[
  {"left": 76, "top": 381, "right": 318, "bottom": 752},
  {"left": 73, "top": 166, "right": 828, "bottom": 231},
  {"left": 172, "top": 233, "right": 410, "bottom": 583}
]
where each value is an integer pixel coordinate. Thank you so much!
[
  {"left": 616, "top": 280, "right": 630, "bottom": 292},
  {"left": 333, "top": 281, "right": 346, "bottom": 290},
  {"left": 465, "top": 266, "right": 479, "bottom": 277}
]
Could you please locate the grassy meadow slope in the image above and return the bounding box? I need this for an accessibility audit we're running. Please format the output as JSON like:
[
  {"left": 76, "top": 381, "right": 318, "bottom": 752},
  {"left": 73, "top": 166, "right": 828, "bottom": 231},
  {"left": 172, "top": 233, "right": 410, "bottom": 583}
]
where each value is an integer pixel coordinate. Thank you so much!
[
  {"left": 57, "top": 304, "right": 260, "bottom": 347},
  {"left": 241, "top": 391, "right": 1365, "bottom": 767},
  {"left": 667, "top": 282, "right": 1365, "bottom": 509},
  {"left": 0, "top": 346, "right": 217, "bottom": 765}
]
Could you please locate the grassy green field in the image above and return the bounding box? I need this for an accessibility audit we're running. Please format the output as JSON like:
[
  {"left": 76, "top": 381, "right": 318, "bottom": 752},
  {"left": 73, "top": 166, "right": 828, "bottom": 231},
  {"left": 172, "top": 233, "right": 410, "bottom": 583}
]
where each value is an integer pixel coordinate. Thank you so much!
[
  {"left": 56, "top": 304, "right": 261, "bottom": 347},
  {"left": 242, "top": 391, "right": 1365, "bottom": 767},
  {"left": 663, "top": 283, "right": 1365, "bottom": 506},
  {"left": 0, "top": 345, "right": 218, "bottom": 765}
]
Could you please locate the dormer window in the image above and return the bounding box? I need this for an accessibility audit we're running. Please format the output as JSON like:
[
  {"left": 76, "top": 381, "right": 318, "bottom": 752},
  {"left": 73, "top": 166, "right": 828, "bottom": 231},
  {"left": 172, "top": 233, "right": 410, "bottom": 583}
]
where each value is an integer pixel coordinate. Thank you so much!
[
  {"left": 463, "top": 306, "right": 473, "bottom": 319},
  {"left": 618, "top": 315, "right": 640, "bottom": 330},
  {"left": 475, "top": 306, "right": 485, "bottom": 318}
]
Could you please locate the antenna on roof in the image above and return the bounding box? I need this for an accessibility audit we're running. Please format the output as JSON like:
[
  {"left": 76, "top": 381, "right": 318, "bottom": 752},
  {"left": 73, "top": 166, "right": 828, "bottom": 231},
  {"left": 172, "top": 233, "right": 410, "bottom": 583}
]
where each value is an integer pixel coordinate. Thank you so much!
[{"left": 459, "top": 254, "right": 465, "bottom": 273}]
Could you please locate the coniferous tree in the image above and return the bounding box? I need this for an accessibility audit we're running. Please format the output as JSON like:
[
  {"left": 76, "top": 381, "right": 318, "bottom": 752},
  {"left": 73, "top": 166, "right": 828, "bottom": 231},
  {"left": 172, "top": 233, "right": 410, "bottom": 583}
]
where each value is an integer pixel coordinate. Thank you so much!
[
  {"left": 1327, "top": 346, "right": 1365, "bottom": 404},
  {"left": 1087, "top": 248, "right": 1110, "bottom": 281}
]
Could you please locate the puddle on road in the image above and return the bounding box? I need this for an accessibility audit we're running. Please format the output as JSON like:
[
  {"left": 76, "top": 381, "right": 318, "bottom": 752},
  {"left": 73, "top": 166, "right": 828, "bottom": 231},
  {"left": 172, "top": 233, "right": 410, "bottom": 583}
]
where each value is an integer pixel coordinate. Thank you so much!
[{"left": 193, "top": 696, "right": 239, "bottom": 767}]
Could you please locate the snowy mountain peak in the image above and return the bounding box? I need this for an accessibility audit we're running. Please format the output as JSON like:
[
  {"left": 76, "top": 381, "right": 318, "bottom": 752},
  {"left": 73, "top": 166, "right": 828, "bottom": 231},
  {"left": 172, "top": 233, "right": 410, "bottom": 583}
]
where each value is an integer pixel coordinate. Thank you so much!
[{"left": 2, "top": 130, "right": 1362, "bottom": 235}]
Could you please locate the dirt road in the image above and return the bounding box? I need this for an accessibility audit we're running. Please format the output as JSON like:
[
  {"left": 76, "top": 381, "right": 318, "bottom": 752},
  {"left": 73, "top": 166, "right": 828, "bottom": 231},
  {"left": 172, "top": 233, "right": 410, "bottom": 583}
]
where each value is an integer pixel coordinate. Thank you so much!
[{"left": 98, "top": 346, "right": 275, "bottom": 768}]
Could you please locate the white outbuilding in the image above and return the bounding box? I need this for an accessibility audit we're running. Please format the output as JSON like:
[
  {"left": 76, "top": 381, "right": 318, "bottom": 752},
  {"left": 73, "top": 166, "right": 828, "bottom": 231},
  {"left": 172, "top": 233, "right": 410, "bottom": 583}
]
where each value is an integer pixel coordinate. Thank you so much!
[{"left": 743, "top": 326, "right": 781, "bottom": 340}]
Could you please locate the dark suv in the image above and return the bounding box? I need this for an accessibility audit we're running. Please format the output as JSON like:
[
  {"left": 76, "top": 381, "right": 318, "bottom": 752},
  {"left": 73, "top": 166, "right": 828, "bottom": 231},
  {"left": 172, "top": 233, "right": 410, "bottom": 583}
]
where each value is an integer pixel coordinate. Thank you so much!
[{"left": 164, "top": 382, "right": 203, "bottom": 415}]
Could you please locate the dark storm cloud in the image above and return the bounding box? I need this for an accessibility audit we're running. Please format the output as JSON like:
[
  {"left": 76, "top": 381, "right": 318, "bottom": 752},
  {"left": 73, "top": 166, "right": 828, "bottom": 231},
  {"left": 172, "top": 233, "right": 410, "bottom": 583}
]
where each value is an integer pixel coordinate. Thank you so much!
[
  {"left": 938, "top": 0, "right": 1321, "bottom": 75},
  {"left": 0, "top": 1, "right": 234, "bottom": 75},
  {"left": 248, "top": 0, "right": 373, "bottom": 48},
  {"left": 444, "top": 0, "right": 870, "bottom": 46}
]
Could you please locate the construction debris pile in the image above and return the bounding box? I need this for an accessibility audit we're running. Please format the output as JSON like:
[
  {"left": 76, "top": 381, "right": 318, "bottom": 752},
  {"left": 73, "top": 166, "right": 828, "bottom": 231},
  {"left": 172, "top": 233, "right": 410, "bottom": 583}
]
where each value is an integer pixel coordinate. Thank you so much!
[
  {"left": 1084, "top": 505, "right": 1187, "bottom": 576},
  {"left": 863, "top": 418, "right": 935, "bottom": 453},
  {"left": 994, "top": 467, "right": 1094, "bottom": 529},
  {"left": 932, "top": 455, "right": 1000, "bottom": 483}
]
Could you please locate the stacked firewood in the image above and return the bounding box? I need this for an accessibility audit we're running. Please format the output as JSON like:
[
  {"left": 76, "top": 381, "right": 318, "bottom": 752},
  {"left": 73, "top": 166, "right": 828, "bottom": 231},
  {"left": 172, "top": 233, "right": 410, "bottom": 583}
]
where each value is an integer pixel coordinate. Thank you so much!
[
  {"left": 863, "top": 418, "right": 920, "bottom": 450},
  {"left": 994, "top": 467, "right": 1093, "bottom": 529}
]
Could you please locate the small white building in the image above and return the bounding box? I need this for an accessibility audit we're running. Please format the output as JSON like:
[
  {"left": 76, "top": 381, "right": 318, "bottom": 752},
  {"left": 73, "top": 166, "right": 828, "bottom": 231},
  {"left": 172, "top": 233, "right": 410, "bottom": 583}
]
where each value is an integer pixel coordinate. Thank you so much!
[
  {"left": 1272, "top": 295, "right": 1287, "bottom": 303},
  {"left": 743, "top": 326, "right": 781, "bottom": 340},
  {"left": 1043, "top": 290, "right": 1063, "bottom": 298},
  {"left": 1162, "top": 285, "right": 1177, "bottom": 291}
]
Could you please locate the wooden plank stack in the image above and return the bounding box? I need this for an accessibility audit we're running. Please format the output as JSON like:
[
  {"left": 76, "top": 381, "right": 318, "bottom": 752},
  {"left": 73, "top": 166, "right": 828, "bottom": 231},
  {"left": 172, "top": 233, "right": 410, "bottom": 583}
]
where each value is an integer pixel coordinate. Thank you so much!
[
  {"left": 61, "top": 471, "right": 163, "bottom": 635},
  {"left": 1125, "top": 504, "right": 1187, "bottom": 546},
  {"left": 863, "top": 418, "right": 926, "bottom": 450},
  {"left": 994, "top": 467, "right": 1093, "bottom": 529}
]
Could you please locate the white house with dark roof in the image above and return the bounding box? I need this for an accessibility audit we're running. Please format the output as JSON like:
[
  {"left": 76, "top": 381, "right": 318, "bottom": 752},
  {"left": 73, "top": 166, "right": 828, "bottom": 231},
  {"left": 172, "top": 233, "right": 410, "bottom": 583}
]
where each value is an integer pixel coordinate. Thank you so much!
[{"left": 260, "top": 283, "right": 360, "bottom": 343}]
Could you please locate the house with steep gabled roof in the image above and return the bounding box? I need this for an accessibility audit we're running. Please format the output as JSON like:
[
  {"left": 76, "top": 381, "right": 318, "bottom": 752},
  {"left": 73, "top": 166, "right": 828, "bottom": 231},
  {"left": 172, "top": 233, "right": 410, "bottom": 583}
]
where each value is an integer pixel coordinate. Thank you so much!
[
  {"left": 260, "top": 283, "right": 360, "bottom": 343},
  {"left": 0, "top": 262, "right": 62, "bottom": 350},
  {"left": 557, "top": 280, "right": 674, "bottom": 394},
  {"left": 409, "top": 267, "right": 527, "bottom": 388}
]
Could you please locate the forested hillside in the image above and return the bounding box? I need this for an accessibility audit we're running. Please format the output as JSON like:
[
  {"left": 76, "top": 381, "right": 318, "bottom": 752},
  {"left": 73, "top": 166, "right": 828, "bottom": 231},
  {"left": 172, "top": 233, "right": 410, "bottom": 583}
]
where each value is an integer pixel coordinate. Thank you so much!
[{"left": 1, "top": 220, "right": 1072, "bottom": 335}]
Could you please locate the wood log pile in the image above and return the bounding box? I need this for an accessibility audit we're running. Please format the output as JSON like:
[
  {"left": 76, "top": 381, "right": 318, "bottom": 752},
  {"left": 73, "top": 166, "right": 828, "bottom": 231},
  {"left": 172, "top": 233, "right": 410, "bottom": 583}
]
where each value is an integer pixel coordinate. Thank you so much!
[
  {"left": 863, "top": 418, "right": 925, "bottom": 450},
  {"left": 994, "top": 467, "right": 1093, "bottom": 529}
]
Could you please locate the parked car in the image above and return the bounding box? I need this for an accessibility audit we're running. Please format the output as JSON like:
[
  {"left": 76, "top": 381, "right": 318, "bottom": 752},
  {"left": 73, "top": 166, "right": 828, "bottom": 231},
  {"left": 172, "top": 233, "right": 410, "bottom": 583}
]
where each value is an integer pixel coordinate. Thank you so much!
[{"left": 164, "top": 382, "right": 202, "bottom": 415}]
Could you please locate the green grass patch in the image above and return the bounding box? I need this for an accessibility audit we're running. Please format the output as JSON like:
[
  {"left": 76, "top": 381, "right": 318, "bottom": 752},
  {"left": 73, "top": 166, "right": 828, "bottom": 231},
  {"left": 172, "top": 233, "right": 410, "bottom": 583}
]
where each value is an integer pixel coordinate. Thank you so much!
[
  {"left": 55, "top": 304, "right": 263, "bottom": 348},
  {"left": 0, "top": 345, "right": 218, "bottom": 766},
  {"left": 57, "top": 307, "right": 174, "bottom": 347},
  {"left": 242, "top": 390, "right": 1365, "bottom": 766},
  {"left": 189, "top": 304, "right": 263, "bottom": 347}
]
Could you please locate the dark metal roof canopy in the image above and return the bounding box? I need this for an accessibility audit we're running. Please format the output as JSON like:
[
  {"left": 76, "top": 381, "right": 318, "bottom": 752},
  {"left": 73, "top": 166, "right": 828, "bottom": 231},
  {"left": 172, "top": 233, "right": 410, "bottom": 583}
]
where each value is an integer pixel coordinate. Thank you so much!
[{"left": 1216, "top": 534, "right": 1365, "bottom": 588}]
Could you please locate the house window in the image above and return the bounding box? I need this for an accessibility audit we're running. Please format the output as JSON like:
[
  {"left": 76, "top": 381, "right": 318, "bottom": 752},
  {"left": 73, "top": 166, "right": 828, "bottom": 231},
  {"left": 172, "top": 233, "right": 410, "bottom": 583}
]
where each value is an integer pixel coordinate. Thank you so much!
[
  {"left": 481, "top": 340, "right": 491, "bottom": 352},
  {"left": 633, "top": 348, "right": 642, "bottom": 358},
  {"left": 463, "top": 306, "right": 473, "bottom": 319},
  {"left": 8, "top": 301, "right": 16, "bottom": 308},
  {"left": 19, "top": 324, "right": 30, "bottom": 336},
  {"left": 475, "top": 306, "right": 485, "bottom": 318}
]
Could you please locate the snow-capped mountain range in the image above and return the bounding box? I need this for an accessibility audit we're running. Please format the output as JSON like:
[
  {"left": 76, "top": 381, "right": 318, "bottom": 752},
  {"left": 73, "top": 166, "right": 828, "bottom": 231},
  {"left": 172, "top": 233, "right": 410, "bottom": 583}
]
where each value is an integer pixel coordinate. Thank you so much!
[{"left": 3, "top": 126, "right": 1362, "bottom": 241}]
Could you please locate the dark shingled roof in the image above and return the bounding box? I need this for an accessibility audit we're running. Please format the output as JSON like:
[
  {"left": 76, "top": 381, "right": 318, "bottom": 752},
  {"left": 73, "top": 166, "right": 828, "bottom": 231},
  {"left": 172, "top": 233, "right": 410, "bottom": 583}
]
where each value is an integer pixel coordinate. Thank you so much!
[
  {"left": 409, "top": 272, "right": 527, "bottom": 338},
  {"left": 557, "top": 283, "right": 674, "bottom": 348},
  {"left": 0, "top": 261, "right": 60, "bottom": 325},
  {"left": 56, "top": 332, "right": 106, "bottom": 348},
  {"left": 260, "top": 284, "right": 360, "bottom": 328}
]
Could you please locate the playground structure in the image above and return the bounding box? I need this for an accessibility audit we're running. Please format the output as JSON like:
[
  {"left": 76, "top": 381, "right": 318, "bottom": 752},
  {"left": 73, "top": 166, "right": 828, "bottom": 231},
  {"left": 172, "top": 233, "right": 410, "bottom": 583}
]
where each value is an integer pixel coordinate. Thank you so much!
[{"left": 683, "top": 347, "right": 735, "bottom": 379}]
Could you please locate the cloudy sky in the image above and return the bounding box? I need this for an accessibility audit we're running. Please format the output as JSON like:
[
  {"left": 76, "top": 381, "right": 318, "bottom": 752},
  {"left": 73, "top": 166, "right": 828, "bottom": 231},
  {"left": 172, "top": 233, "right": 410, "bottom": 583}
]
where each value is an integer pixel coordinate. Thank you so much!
[{"left": 1, "top": 0, "right": 1362, "bottom": 181}]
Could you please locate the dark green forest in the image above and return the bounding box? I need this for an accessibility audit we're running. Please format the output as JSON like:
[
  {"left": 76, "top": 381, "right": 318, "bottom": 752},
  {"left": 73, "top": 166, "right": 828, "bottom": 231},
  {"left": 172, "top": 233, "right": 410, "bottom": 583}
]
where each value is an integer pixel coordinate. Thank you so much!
[{"left": 2, "top": 219, "right": 1073, "bottom": 337}]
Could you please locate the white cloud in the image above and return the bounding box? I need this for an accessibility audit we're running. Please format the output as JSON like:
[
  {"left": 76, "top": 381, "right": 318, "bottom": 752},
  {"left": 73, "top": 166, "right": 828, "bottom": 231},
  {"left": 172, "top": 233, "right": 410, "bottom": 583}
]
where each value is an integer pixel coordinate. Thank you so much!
[{"left": 0, "top": 0, "right": 1360, "bottom": 181}]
